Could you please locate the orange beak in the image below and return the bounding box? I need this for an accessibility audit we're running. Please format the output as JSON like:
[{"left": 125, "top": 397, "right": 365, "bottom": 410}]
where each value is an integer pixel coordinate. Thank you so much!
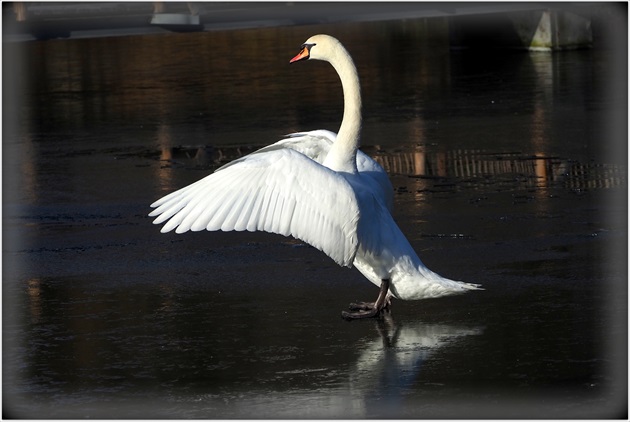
[{"left": 290, "top": 46, "right": 310, "bottom": 63}]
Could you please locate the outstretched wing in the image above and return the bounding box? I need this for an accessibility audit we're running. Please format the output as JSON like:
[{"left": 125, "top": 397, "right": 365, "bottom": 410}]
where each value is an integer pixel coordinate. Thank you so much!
[{"left": 149, "top": 147, "right": 361, "bottom": 267}]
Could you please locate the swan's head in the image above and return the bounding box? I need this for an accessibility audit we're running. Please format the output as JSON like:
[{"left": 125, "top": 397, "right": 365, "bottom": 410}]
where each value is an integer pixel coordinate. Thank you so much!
[{"left": 289, "top": 34, "right": 342, "bottom": 63}]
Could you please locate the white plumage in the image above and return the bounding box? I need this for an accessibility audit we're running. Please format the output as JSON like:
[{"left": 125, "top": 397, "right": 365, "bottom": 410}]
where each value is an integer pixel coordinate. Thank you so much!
[
  {"left": 149, "top": 34, "right": 481, "bottom": 318},
  {"left": 151, "top": 139, "right": 361, "bottom": 266}
]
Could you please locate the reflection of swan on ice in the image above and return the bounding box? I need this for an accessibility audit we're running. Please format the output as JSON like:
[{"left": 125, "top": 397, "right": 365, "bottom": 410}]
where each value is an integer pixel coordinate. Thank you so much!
[
  {"left": 149, "top": 34, "right": 481, "bottom": 318},
  {"left": 251, "top": 316, "right": 483, "bottom": 419},
  {"left": 167, "top": 316, "right": 483, "bottom": 419},
  {"left": 344, "top": 314, "right": 484, "bottom": 416},
  {"left": 357, "top": 316, "right": 478, "bottom": 398}
]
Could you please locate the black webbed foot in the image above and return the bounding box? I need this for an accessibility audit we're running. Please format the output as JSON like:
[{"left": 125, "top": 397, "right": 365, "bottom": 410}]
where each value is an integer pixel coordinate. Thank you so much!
[
  {"left": 347, "top": 301, "right": 376, "bottom": 311},
  {"left": 342, "top": 307, "right": 380, "bottom": 319},
  {"left": 341, "top": 279, "right": 391, "bottom": 321}
]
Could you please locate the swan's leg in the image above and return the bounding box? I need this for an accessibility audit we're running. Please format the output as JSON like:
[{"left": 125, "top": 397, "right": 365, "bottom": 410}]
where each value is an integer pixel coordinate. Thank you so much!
[{"left": 342, "top": 278, "right": 390, "bottom": 320}]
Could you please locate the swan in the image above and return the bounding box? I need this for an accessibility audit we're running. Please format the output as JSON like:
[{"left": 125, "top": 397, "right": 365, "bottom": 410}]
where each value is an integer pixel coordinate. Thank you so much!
[{"left": 149, "top": 34, "right": 481, "bottom": 319}]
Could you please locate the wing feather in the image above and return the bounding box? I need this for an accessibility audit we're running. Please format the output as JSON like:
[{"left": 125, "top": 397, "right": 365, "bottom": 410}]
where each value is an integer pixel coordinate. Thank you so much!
[
  {"left": 229, "top": 184, "right": 260, "bottom": 232},
  {"left": 150, "top": 130, "right": 392, "bottom": 267},
  {"left": 150, "top": 147, "right": 361, "bottom": 266}
]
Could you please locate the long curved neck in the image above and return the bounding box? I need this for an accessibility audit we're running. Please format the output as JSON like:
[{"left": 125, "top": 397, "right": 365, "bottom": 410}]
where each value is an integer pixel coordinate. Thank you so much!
[{"left": 323, "top": 44, "right": 362, "bottom": 173}]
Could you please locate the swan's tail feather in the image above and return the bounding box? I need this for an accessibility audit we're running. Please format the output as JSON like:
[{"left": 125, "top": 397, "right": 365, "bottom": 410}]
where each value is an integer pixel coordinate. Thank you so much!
[
  {"left": 394, "top": 270, "right": 483, "bottom": 300},
  {"left": 435, "top": 279, "right": 483, "bottom": 297},
  {"left": 459, "top": 282, "right": 483, "bottom": 290}
]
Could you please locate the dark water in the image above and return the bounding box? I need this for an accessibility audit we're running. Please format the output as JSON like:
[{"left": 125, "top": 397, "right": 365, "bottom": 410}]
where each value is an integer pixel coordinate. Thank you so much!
[{"left": 3, "top": 20, "right": 627, "bottom": 418}]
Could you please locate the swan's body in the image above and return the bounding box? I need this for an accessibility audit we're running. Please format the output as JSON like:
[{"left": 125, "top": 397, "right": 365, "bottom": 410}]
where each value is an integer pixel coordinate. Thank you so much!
[{"left": 150, "top": 35, "right": 480, "bottom": 317}]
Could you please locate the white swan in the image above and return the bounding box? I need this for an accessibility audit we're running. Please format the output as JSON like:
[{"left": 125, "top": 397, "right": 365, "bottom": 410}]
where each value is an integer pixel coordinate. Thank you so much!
[{"left": 149, "top": 34, "right": 481, "bottom": 319}]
